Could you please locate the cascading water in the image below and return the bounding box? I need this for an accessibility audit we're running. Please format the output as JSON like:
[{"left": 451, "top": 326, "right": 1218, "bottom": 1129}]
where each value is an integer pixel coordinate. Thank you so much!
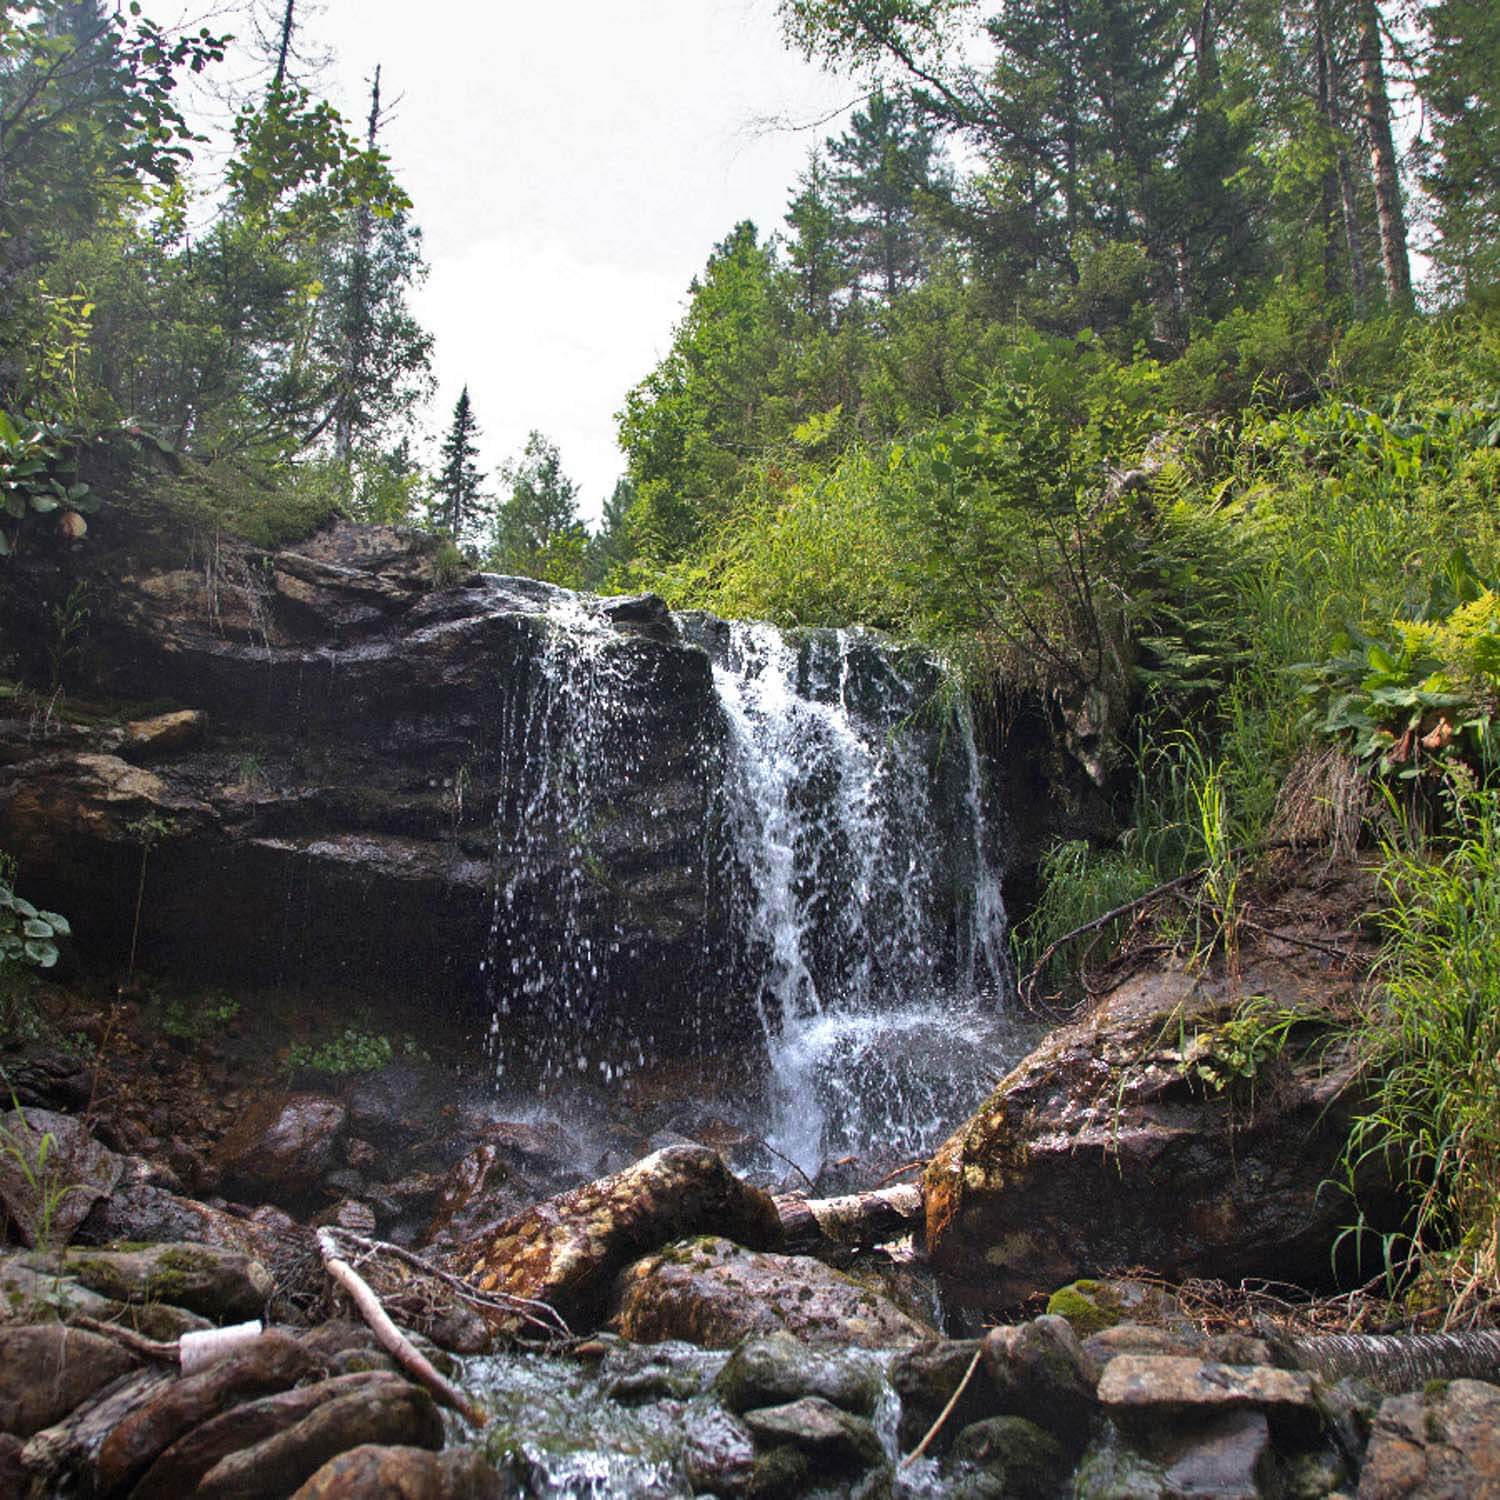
[
  {"left": 481, "top": 590, "right": 1033, "bottom": 1178},
  {"left": 702, "top": 620, "right": 1023, "bottom": 1175}
]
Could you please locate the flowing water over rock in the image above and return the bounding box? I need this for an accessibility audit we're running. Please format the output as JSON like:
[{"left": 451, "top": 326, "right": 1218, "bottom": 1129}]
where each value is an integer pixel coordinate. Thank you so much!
[{"left": 483, "top": 598, "right": 1032, "bottom": 1177}]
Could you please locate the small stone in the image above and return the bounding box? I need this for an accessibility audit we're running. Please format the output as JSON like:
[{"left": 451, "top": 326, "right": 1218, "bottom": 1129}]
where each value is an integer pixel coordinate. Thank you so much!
[
  {"left": 950, "top": 1415, "right": 1070, "bottom": 1500},
  {"left": 312, "top": 1199, "right": 377, "bottom": 1237},
  {"left": 1097, "top": 1355, "right": 1323, "bottom": 1441},
  {"left": 124, "top": 710, "right": 207, "bottom": 759},
  {"left": 715, "top": 1330, "right": 880, "bottom": 1416},
  {"left": 741, "top": 1396, "right": 884, "bottom": 1474}
]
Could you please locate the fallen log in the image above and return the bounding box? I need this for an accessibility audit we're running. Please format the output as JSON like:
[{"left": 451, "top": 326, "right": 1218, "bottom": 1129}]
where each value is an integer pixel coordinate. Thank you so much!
[
  {"left": 1282, "top": 1330, "right": 1500, "bottom": 1393},
  {"left": 775, "top": 1183, "right": 924, "bottom": 1254}
]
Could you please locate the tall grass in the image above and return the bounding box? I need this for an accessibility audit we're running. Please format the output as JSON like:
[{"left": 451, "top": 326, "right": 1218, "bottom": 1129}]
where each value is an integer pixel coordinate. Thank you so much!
[{"left": 1343, "top": 780, "right": 1500, "bottom": 1318}]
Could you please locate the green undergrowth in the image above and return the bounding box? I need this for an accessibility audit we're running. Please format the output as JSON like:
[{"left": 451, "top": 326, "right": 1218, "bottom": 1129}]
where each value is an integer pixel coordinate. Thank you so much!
[{"left": 1339, "top": 779, "right": 1500, "bottom": 1319}]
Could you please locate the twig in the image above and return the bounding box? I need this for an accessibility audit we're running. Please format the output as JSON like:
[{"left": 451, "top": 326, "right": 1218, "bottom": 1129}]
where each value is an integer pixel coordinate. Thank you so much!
[
  {"left": 1019, "top": 864, "right": 1215, "bottom": 1007},
  {"left": 900, "top": 1343, "right": 983, "bottom": 1468},
  {"left": 67, "top": 1315, "right": 179, "bottom": 1362},
  {"left": 1240, "top": 919, "right": 1352, "bottom": 962},
  {"left": 315, "top": 1228, "right": 486, "bottom": 1428},
  {"left": 747, "top": 1132, "right": 816, "bottom": 1193},
  {"left": 328, "top": 1228, "right": 571, "bottom": 1342},
  {"left": 876, "top": 1159, "right": 926, "bottom": 1187}
]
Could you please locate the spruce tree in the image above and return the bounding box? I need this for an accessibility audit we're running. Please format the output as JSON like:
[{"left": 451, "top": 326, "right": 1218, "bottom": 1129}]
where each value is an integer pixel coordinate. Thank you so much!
[{"left": 435, "top": 387, "right": 487, "bottom": 544}]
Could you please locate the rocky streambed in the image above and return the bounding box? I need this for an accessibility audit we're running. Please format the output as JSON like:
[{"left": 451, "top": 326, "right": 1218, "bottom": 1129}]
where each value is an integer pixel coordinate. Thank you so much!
[{"left": 2, "top": 916, "right": 1497, "bottom": 1498}]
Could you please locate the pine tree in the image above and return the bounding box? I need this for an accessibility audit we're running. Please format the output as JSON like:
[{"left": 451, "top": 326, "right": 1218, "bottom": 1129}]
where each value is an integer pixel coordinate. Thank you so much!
[
  {"left": 583, "top": 476, "right": 637, "bottom": 588},
  {"left": 827, "top": 89, "right": 944, "bottom": 299},
  {"left": 435, "top": 387, "right": 487, "bottom": 544},
  {"left": 491, "top": 431, "right": 587, "bottom": 582}
]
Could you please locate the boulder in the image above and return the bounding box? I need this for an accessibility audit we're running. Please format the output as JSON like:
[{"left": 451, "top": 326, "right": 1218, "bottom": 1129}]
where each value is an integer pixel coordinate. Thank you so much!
[
  {"left": 129, "top": 1371, "right": 407, "bottom": 1498},
  {"left": 950, "top": 1415, "right": 1070, "bottom": 1500},
  {"left": 925, "top": 962, "right": 1390, "bottom": 1310},
  {"left": 714, "top": 1330, "right": 880, "bottom": 1417},
  {"left": 0, "top": 1107, "right": 121, "bottom": 1247},
  {"left": 1358, "top": 1378, "right": 1500, "bottom": 1499},
  {"left": 610, "top": 1234, "right": 936, "bottom": 1349},
  {"left": 891, "top": 1339, "right": 994, "bottom": 1454},
  {"left": 681, "top": 1407, "right": 759, "bottom": 1497},
  {"left": 1075, "top": 1409, "right": 1277, "bottom": 1500},
  {"left": 193, "top": 1382, "right": 444, "bottom": 1498},
  {"left": 123, "top": 709, "right": 207, "bottom": 759},
  {"left": 455, "top": 1146, "right": 783, "bottom": 1337},
  {"left": 95, "top": 1330, "right": 317, "bottom": 1494},
  {"left": 217, "top": 1093, "right": 348, "bottom": 1204},
  {"left": 57, "top": 1241, "right": 272, "bottom": 1321},
  {"left": 0, "top": 1252, "right": 210, "bottom": 1340},
  {"left": 740, "top": 1396, "right": 884, "bottom": 1474},
  {"left": 291, "top": 1444, "right": 512, "bottom": 1500},
  {"left": 982, "top": 1316, "right": 1100, "bottom": 1445},
  {"left": 1097, "top": 1355, "right": 1324, "bottom": 1443},
  {"left": 0, "top": 1324, "right": 135, "bottom": 1437}
]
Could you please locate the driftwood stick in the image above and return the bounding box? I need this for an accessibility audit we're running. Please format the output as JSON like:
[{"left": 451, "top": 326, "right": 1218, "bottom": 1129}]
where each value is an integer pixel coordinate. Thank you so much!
[
  {"left": 900, "top": 1343, "right": 984, "bottom": 1468},
  {"left": 315, "top": 1228, "right": 486, "bottom": 1428}
]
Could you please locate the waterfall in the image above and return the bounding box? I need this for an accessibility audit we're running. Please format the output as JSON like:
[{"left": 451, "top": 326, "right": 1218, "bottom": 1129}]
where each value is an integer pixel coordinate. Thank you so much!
[
  {"left": 481, "top": 594, "right": 1029, "bottom": 1175},
  {"left": 700, "top": 620, "right": 1019, "bottom": 1173}
]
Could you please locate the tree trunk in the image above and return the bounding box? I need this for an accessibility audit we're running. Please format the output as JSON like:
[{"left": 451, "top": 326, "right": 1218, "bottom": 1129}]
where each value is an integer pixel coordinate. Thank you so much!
[{"left": 1356, "top": 0, "right": 1411, "bottom": 305}]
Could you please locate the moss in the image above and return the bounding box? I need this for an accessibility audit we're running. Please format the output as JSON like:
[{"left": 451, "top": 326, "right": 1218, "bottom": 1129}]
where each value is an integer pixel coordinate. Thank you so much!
[{"left": 1045, "top": 1279, "right": 1126, "bottom": 1336}]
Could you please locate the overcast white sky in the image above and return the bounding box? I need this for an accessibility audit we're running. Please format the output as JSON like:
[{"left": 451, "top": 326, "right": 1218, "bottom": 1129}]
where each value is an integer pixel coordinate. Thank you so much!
[{"left": 247, "top": 1, "right": 860, "bottom": 524}]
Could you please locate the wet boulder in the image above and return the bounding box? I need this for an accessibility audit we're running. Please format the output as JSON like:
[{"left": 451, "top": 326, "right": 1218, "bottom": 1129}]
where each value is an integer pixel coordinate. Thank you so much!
[
  {"left": 740, "top": 1396, "right": 884, "bottom": 1478},
  {"left": 95, "top": 1330, "right": 318, "bottom": 1494},
  {"left": 610, "top": 1234, "right": 936, "bottom": 1349},
  {"left": 217, "top": 1093, "right": 348, "bottom": 1205},
  {"left": 193, "top": 1381, "right": 444, "bottom": 1498},
  {"left": 714, "top": 1330, "right": 881, "bottom": 1416},
  {"left": 1357, "top": 1378, "right": 1500, "bottom": 1499},
  {"left": 0, "top": 1107, "right": 121, "bottom": 1247},
  {"left": 949, "top": 1415, "right": 1071, "bottom": 1500},
  {"left": 291, "top": 1444, "right": 512, "bottom": 1500},
  {"left": 455, "top": 1145, "right": 783, "bottom": 1338},
  {"left": 129, "top": 1372, "right": 408, "bottom": 1498},
  {"left": 0, "top": 1325, "right": 135, "bottom": 1437},
  {"left": 925, "top": 962, "right": 1391, "bottom": 1313}
]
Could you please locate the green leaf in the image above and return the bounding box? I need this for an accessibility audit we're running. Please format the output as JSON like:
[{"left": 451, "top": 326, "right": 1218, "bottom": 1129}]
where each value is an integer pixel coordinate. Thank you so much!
[
  {"left": 23, "top": 940, "right": 58, "bottom": 968},
  {"left": 22, "top": 918, "right": 53, "bottom": 939},
  {"left": 36, "top": 911, "right": 70, "bottom": 937},
  {"left": 10, "top": 898, "right": 37, "bottom": 920},
  {"left": 28, "top": 495, "right": 58, "bottom": 514}
]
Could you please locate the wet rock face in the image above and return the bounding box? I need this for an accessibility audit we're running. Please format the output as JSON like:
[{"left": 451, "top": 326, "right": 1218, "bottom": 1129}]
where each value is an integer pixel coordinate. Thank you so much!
[
  {"left": 0, "top": 514, "right": 724, "bottom": 1041},
  {"left": 924, "top": 962, "right": 1398, "bottom": 1313}
]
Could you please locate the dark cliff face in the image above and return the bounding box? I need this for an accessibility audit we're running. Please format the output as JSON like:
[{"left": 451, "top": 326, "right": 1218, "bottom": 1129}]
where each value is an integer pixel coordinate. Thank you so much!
[{"left": 0, "top": 507, "right": 726, "bottom": 1057}]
